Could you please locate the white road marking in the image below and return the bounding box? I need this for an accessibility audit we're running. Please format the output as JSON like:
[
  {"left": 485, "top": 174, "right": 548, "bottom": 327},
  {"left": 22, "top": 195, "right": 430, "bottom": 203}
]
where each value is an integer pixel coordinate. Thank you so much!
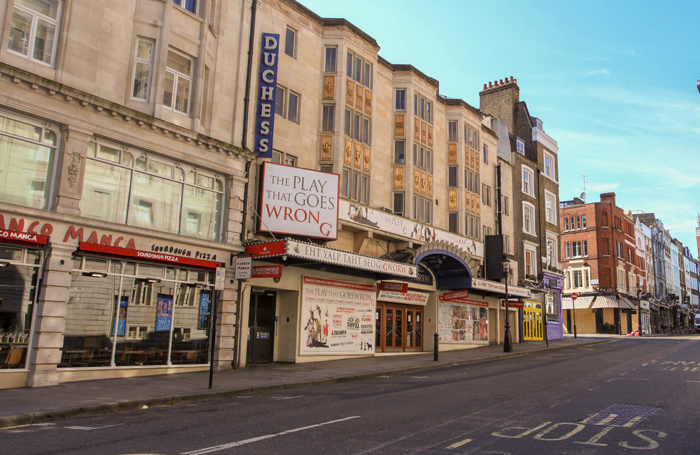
[
  {"left": 180, "top": 416, "right": 360, "bottom": 455},
  {"left": 446, "top": 438, "right": 472, "bottom": 449},
  {"left": 606, "top": 378, "right": 648, "bottom": 382},
  {"left": 687, "top": 380, "right": 700, "bottom": 383},
  {"left": 622, "top": 416, "right": 644, "bottom": 428},
  {"left": 272, "top": 395, "right": 304, "bottom": 400},
  {"left": 411, "top": 376, "right": 428, "bottom": 379},
  {"left": 65, "top": 424, "right": 124, "bottom": 431}
]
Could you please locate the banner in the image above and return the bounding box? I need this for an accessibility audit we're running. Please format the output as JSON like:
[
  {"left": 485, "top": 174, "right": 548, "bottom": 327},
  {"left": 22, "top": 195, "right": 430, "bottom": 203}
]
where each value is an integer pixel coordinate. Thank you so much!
[
  {"left": 254, "top": 33, "right": 280, "bottom": 158},
  {"left": 113, "top": 297, "right": 128, "bottom": 337},
  {"left": 199, "top": 291, "right": 211, "bottom": 330},
  {"left": 438, "top": 300, "right": 489, "bottom": 343},
  {"left": 155, "top": 294, "right": 173, "bottom": 332},
  {"left": 300, "top": 277, "right": 376, "bottom": 355}
]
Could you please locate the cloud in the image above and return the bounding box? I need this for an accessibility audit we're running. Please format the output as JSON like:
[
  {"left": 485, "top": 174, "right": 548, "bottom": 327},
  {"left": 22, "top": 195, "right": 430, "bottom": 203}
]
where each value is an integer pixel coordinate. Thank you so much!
[
  {"left": 585, "top": 68, "right": 610, "bottom": 77},
  {"left": 588, "top": 182, "right": 619, "bottom": 192}
]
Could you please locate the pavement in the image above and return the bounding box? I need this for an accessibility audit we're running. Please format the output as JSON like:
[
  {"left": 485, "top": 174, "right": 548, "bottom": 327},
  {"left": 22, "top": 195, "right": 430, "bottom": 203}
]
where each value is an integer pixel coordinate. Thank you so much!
[{"left": 0, "top": 336, "right": 620, "bottom": 429}]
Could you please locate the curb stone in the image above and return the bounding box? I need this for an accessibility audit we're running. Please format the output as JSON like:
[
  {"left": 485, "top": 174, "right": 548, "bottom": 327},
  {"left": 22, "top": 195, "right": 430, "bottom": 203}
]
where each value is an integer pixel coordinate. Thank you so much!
[{"left": 0, "top": 340, "right": 611, "bottom": 429}]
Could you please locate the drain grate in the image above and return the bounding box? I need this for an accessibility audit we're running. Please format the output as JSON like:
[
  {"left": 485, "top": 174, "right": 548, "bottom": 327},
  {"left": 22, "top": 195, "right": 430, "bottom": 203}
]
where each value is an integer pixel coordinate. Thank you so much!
[{"left": 582, "top": 404, "right": 661, "bottom": 427}]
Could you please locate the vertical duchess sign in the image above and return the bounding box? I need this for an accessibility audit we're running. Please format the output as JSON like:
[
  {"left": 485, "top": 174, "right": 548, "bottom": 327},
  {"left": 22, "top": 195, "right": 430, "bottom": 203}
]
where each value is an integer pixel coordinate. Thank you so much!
[{"left": 254, "top": 33, "right": 280, "bottom": 159}]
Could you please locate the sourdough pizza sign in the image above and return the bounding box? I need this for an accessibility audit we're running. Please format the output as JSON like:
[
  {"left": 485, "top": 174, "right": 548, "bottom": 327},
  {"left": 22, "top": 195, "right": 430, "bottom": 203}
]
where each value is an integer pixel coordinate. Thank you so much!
[{"left": 259, "top": 162, "right": 339, "bottom": 240}]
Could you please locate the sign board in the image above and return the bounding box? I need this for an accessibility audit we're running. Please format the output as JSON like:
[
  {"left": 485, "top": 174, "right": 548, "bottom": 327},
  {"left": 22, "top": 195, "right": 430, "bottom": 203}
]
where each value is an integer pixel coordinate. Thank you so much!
[
  {"left": 259, "top": 162, "right": 339, "bottom": 240},
  {"left": 254, "top": 33, "right": 280, "bottom": 158},
  {"left": 591, "top": 279, "right": 599, "bottom": 285},
  {"left": 252, "top": 265, "right": 282, "bottom": 278},
  {"left": 571, "top": 292, "right": 578, "bottom": 300},
  {"left": 245, "top": 240, "right": 287, "bottom": 258},
  {"left": 79, "top": 242, "right": 223, "bottom": 270},
  {"left": 379, "top": 282, "right": 408, "bottom": 293},
  {"left": 471, "top": 278, "right": 530, "bottom": 298},
  {"left": 443, "top": 290, "right": 469, "bottom": 301},
  {"left": 0, "top": 228, "right": 48, "bottom": 246},
  {"left": 500, "top": 299, "right": 525, "bottom": 309},
  {"left": 234, "top": 256, "right": 252, "bottom": 280},
  {"left": 377, "top": 290, "right": 429, "bottom": 306},
  {"left": 215, "top": 266, "right": 226, "bottom": 290},
  {"left": 438, "top": 299, "right": 489, "bottom": 343}
]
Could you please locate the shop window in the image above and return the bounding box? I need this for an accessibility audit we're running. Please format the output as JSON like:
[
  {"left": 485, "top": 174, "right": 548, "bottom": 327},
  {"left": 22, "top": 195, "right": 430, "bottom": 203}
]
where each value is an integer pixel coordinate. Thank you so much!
[
  {"left": 131, "top": 38, "right": 154, "bottom": 101},
  {"left": 8, "top": 0, "right": 60, "bottom": 66},
  {"left": 80, "top": 140, "right": 223, "bottom": 241},
  {"left": 127, "top": 326, "right": 149, "bottom": 340},
  {"left": 0, "top": 112, "right": 57, "bottom": 210},
  {"left": 545, "top": 292, "right": 559, "bottom": 322},
  {"left": 163, "top": 50, "right": 193, "bottom": 115}
]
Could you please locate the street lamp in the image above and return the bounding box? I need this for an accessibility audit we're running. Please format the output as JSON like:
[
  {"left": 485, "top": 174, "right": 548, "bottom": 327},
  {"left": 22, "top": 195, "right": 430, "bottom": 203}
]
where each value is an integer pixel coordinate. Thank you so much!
[{"left": 503, "top": 261, "right": 513, "bottom": 352}]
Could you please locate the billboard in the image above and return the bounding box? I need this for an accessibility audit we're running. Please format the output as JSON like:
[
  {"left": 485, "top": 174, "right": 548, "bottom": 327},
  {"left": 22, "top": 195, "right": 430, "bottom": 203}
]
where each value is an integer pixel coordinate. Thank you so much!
[{"left": 259, "top": 162, "right": 339, "bottom": 240}]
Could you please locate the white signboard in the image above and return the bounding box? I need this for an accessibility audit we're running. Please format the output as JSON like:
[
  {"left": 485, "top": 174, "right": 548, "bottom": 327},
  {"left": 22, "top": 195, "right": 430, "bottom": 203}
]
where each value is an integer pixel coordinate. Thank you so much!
[
  {"left": 215, "top": 266, "right": 225, "bottom": 291},
  {"left": 260, "top": 162, "right": 339, "bottom": 240},
  {"left": 377, "top": 290, "right": 429, "bottom": 306},
  {"left": 339, "top": 200, "right": 484, "bottom": 258},
  {"left": 438, "top": 299, "right": 489, "bottom": 344},
  {"left": 471, "top": 278, "right": 531, "bottom": 298},
  {"left": 300, "top": 277, "right": 376, "bottom": 355},
  {"left": 234, "top": 256, "right": 252, "bottom": 280},
  {"left": 287, "top": 239, "right": 417, "bottom": 278}
]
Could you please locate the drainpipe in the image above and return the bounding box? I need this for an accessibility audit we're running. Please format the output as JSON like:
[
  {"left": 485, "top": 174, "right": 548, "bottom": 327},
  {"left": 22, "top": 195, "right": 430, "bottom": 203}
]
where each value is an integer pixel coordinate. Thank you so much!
[{"left": 233, "top": 0, "right": 258, "bottom": 369}]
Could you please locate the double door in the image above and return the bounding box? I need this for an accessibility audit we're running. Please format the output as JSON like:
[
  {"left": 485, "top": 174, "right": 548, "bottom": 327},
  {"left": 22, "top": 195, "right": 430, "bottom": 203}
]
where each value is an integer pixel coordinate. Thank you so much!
[{"left": 375, "top": 304, "right": 423, "bottom": 352}]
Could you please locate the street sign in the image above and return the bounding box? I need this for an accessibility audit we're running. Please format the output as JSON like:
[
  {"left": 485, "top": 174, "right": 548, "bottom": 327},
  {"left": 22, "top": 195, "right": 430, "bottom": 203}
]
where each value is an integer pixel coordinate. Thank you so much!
[
  {"left": 234, "top": 256, "right": 252, "bottom": 280},
  {"left": 215, "top": 266, "right": 225, "bottom": 290},
  {"left": 571, "top": 292, "right": 578, "bottom": 300}
]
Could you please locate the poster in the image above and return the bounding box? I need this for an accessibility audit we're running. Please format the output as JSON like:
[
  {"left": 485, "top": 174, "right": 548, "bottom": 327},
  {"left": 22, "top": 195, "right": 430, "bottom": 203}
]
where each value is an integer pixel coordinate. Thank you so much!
[
  {"left": 300, "top": 276, "right": 376, "bottom": 355},
  {"left": 156, "top": 294, "right": 173, "bottom": 332},
  {"left": 438, "top": 300, "right": 489, "bottom": 343},
  {"left": 199, "top": 291, "right": 211, "bottom": 330},
  {"left": 112, "top": 297, "right": 128, "bottom": 337}
]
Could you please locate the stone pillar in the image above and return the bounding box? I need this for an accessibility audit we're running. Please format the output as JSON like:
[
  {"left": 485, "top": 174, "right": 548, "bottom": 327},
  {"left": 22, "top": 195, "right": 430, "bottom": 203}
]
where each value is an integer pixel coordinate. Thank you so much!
[
  {"left": 215, "top": 271, "right": 238, "bottom": 371},
  {"left": 26, "top": 244, "right": 74, "bottom": 387},
  {"left": 53, "top": 127, "right": 91, "bottom": 216}
]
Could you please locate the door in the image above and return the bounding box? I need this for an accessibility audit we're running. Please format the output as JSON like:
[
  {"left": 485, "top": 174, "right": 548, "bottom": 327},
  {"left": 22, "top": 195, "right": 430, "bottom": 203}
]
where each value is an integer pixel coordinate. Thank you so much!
[
  {"left": 247, "top": 291, "right": 276, "bottom": 363},
  {"left": 376, "top": 304, "right": 423, "bottom": 352}
]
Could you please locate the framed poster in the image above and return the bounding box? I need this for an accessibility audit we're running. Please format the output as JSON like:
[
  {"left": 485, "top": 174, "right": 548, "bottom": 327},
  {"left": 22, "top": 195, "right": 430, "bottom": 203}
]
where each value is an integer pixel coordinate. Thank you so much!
[
  {"left": 438, "top": 300, "right": 489, "bottom": 343},
  {"left": 156, "top": 294, "right": 173, "bottom": 332},
  {"left": 199, "top": 290, "right": 211, "bottom": 330},
  {"left": 113, "top": 296, "right": 128, "bottom": 337}
]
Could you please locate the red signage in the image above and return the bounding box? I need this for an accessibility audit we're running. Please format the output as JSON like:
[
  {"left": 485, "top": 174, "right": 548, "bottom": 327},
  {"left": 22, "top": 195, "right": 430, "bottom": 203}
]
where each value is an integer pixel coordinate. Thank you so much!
[
  {"left": 0, "top": 229, "right": 47, "bottom": 246},
  {"left": 438, "top": 295, "right": 488, "bottom": 307},
  {"left": 571, "top": 292, "right": 578, "bottom": 300},
  {"left": 379, "top": 281, "right": 408, "bottom": 293},
  {"left": 443, "top": 290, "right": 469, "bottom": 301},
  {"left": 78, "top": 242, "right": 223, "bottom": 270},
  {"left": 245, "top": 240, "right": 287, "bottom": 258},
  {"left": 252, "top": 265, "right": 282, "bottom": 278},
  {"left": 303, "top": 276, "right": 376, "bottom": 292},
  {"left": 500, "top": 299, "right": 524, "bottom": 309}
]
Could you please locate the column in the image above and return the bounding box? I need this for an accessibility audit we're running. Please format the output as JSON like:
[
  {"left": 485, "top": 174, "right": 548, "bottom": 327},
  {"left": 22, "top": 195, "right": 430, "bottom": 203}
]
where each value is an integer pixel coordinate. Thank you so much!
[{"left": 53, "top": 127, "right": 91, "bottom": 216}]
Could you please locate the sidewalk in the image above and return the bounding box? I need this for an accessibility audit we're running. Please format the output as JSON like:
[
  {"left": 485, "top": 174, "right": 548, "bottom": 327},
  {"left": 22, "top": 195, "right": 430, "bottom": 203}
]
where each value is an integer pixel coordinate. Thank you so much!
[{"left": 0, "top": 337, "right": 611, "bottom": 428}]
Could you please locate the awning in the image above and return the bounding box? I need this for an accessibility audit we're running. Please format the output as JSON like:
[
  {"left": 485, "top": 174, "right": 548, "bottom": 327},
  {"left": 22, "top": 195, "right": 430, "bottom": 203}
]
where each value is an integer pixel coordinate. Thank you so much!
[
  {"left": 591, "top": 296, "right": 623, "bottom": 309},
  {"left": 619, "top": 297, "right": 638, "bottom": 310},
  {"left": 561, "top": 296, "right": 594, "bottom": 310},
  {"left": 245, "top": 239, "right": 417, "bottom": 279}
]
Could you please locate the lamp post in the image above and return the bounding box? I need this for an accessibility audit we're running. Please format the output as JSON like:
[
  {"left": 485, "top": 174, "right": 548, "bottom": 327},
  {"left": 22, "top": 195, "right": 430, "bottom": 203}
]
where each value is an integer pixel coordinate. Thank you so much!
[{"left": 503, "top": 261, "right": 513, "bottom": 352}]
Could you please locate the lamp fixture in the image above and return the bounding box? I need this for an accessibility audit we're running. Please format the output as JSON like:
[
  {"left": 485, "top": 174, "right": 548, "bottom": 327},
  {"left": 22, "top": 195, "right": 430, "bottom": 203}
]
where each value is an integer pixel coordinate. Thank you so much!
[{"left": 82, "top": 272, "right": 108, "bottom": 278}]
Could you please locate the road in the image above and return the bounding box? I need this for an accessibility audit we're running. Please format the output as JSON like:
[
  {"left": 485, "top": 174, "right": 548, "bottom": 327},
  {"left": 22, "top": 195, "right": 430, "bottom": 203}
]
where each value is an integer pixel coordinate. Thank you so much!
[{"left": 3, "top": 337, "right": 699, "bottom": 455}]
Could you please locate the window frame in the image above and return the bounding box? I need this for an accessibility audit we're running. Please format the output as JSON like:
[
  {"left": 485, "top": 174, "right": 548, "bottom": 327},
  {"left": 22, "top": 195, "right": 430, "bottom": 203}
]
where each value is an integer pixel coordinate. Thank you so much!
[
  {"left": 516, "top": 138, "right": 525, "bottom": 155},
  {"left": 543, "top": 151, "right": 556, "bottom": 181},
  {"left": 284, "top": 26, "right": 297, "bottom": 58},
  {"left": 544, "top": 190, "right": 557, "bottom": 225},
  {"left": 163, "top": 49, "right": 194, "bottom": 115},
  {"left": 173, "top": 0, "right": 197, "bottom": 14},
  {"left": 324, "top": 46, "right": 337, "bottom": 73},
  {"left": 523, "top": 202, "right": 536, "bottom": 236},
  {"left": 448, "top": 121, "right": 458, "bottom": 142},
  {"left": 131, "top": 38, "right": 155, "bottom": 102},
  {"left": 395, "top": 88, "right": 406, "bottom": 111},
  {"left": 521, "top": 165, "right": 534, "bottom": 196},
  {"left": 7, "top": 0, "right": 62, "bottom": 67}
]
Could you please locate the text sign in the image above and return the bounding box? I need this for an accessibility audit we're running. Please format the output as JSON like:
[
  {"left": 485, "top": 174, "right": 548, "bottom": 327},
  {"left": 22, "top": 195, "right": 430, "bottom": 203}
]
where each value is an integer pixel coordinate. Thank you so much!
[
  {"left": 379, "top": 282, "right": 408, "bottom": 293},
  {"left": 215, "top": 266, "right": 225, "bottom": 290},
  {"left": 252, "top": 265, "right": 282, "bottom": 278},
  {"left": 259, "top": 162, "right": 339, "bottom": 240},
  {"left": 254, "top": 33, "right": 280, "bottom": 158},
  {"left": 572, "top": 292, "right": 578, "bottom": 300},
  {"left": 235, "top": 256, "right": 252, "bottom": 280},
  {"left": 0, "top": 228, "right": 48, "bottom": 246}
]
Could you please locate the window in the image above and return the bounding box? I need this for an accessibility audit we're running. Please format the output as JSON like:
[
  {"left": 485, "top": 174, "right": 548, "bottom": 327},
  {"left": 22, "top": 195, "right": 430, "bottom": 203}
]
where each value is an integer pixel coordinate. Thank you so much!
[
  {"left": 413, "top": 195, "right": 432, "bottom": 223},
  {"left": 395, "top": 89, "right": 406, "bottom": 111},
  {"left": 504, "top": 235, "right": 510, "bottom": 254},
  {"left": 287, "top": 91, "right": 299, "bottom": 123},
  {"left": 617, "top": 241, "right": 624, "bottom": 258},
  {"left": 545, "top": 192, "right": 557, "bottom": 225},
  {"left": 565, "top": 242, "right": 570, "bottom": 258},
  {"left": 131, "top": 39, "right": 154, "bottom": 101},
  {"left": 482, "top": 185, "right": 491, "bottom": 207},
  {"left": 522, "top": 166, "right": 534, "bottom": 196},
  {"left": 448, "top": 121, "right": 458, "bottom": 142},
  {"left": 393, "top": 192, "right": 404, "bottom": 216},
  {"left": 285, "top": 27, "right": 296, "bottom": 58},
  {"left": 394, "top": 140, "right": 405, "bottom": 164},
  {"left": 8, "top": 0, "right": 61, "bottom": 66},
  {"left": 523, "top": 203, "right": 535, "bottom": 235},
  {"left": 80, "top": 140, "right": 224, "bottom": 241},
  {"left": 573, "top": 270, "right": 583, "bottom": 288},
  {"left": 525, "top": 247, "right": 536, "bottom": 277},
  {"left": 346, "top": 51, "right": 353, "bottom": 77},
  {"left": 545, "top": 292, "right": 558, "bottom": 322},
  {"left": 320, "top": 164, "right": 333, "bottom": 174},
  {"left": 483, "top": 144, "right": 488, "bottom": 165},
  {"left": 503, "top": 196, "right": 509, "bottom": 216},
  {"left": 347, "top": 50, "right": 372, "bottom": 88},
  {"left": 546, "top": 237, "right": 557, "bottom": 267},
  {"left": 324, "top": 47, "right": 337, "bottom": 72},
  {"left": 276, "top": 87, "right": 299, "bottom": 123},
  {"left": 127, "top": 326, "right": 149, "bottom": 340},
  {"left": 576, "top": 216, "right": 581, "bottom": 230},
  {"left": 163, "top": 50, "right": 193, "bottom": 115},
  {"left": 275, "top": 86, "right": 286, "bottom": 117},
  {"left": 516, "top": 138, "right": 525, "bottom": 155},
  {"left": 414, "top": 93, "right": 431, "bottom": 123},
  {"left": 362, "top": 118, "right": 371, "bottom": 145},
  {"left": 448, "top": 212, "right": 458, "bottom": 234},
  {"left": 483, "top": 225, "right": 492, "bottom": 239},
  {"left": 0, "top": 112, "right": 57, "bottom": 210},
  {"left": 173, "top": 0, "right": 197, "bottom": 14},
  {"left": 543, "top": 152, "right": 555, "bottom": 180},
  {"left": 564, "top": 217, "right": 569, "bottom": 231},
  {"left": 448, "top": 166, "right": 458, "bottom": 187},
  {"left": 582, "top": 215, "right": 587, "bottom": 228},
  {"left": 322, "top": 105, "right": 334, "bottom": 132},
  {"left": 583, "top": 240, "right": 588, "bottom": 257}
]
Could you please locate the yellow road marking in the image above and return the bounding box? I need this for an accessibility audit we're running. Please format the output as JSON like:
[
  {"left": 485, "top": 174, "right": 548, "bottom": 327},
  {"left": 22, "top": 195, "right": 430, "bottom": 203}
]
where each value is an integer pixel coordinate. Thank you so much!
[{"left": 447, "top": 439, "right": 472, "bottom": 449}]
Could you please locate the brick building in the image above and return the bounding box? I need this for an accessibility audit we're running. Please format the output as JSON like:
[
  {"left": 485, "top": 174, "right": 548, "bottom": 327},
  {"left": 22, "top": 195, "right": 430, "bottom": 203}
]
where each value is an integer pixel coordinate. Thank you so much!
[{"left": 560, "top": 193, "right": 642, "bottom": 335}]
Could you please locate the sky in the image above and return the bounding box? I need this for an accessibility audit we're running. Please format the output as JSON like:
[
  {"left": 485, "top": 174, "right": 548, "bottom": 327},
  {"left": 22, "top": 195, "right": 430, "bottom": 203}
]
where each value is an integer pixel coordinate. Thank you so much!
[{"left": 297, "top": 0, "right": 700, "bottom": 255}]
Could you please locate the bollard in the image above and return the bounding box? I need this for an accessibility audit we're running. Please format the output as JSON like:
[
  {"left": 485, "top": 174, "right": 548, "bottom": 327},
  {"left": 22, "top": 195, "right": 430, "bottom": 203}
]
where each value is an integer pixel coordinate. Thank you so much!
[{"left": 434, "top": 333, "right": 439, "bottom": 361}]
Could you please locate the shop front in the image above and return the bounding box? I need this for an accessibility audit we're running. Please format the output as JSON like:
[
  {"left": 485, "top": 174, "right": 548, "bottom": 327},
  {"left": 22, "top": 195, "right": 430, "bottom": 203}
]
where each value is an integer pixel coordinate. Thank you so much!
[
  {"left": 0, "top": 211, "right": 232, "bottom": 389},
  {"left": 375, "top": 281, "right": 430, "bottom": 353}
]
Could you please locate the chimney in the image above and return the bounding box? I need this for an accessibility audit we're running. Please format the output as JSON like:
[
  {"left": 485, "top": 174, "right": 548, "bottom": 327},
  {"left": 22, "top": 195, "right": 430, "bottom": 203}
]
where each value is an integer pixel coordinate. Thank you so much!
[{"left": 600, "top": 192, "right": 616, "bottom": 206}]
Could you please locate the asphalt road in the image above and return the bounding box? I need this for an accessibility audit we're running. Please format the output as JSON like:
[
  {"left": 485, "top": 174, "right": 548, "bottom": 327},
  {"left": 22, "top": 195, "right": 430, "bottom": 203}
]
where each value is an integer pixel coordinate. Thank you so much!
[{"left": 3, "top": 338, "right": 699, "bottom": 455}]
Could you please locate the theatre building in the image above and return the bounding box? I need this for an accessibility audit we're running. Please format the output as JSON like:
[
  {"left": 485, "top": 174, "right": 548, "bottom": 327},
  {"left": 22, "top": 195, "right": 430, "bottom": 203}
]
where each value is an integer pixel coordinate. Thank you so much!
[
  {"left": 235, "top": 0, "right": 534, "bottom": 367},
  {"left": 0, "top": 0, "right": 251, "bottom": 388}
]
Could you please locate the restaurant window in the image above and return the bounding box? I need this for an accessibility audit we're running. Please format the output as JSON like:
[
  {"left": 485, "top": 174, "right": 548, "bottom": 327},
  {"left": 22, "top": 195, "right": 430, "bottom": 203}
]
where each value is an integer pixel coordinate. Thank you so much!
[
  {"left": 163, "top": 49, "right": 193, "bottom": 115},
  {"left": 324, "top": 47, "right": 336, "bottom": 73},
  {"left": 285, "top": 26, "right": 296, "bottom": 58},
  {"left": 131, "top": 38, "right": 154, "bottom": 101},
  {"left": 7, "top": 0, "right": 60, "bottom": 66},
  {"left": 80, "top": 140, "right": 224, "bottom": 241},
  {"left": 60, "top": 258, "right": 215, "bottom": 369},
  {"left": 173, "top": 0, "right": 197, "bottom": 14},
  {"left": 0, "top": 111, "right": 57, "bottom": 210},
  {"left": 0, "top": 246, "right": 44, "bottom": 369}
]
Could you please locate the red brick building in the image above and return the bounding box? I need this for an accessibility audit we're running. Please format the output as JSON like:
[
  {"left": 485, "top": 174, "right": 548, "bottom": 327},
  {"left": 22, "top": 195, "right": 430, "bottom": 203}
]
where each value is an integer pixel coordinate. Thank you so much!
[{"left": 560, "top": 193, "right": 641, "bottom": 334}]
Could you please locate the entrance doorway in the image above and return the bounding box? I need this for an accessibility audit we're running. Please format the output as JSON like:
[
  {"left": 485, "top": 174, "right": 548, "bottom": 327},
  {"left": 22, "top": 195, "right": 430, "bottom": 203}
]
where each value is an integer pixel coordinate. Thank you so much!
[
  {"left": 523, "top": 302, "right": 543, "bottom": 340},
  {"left": 375, "top": 304, "right": 423, "bottom": 352},
  {"left": 247, "top": 291, "right": 276, "bottom": 363}
]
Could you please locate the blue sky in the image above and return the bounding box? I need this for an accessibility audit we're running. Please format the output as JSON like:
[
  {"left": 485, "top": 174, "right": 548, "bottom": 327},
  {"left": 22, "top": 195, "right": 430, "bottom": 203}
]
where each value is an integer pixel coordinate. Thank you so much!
[{"left": 298, "top": 0, "right": 700, "bottom": 254}]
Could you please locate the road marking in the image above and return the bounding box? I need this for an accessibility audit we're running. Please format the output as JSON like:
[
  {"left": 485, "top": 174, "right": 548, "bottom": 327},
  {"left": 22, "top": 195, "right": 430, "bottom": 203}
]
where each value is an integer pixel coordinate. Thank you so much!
[
  {"left": 65, "top": 424, "right": 123, "bottom": 431},
  {"left": 594, "top": 414, "right": 618, "bottom": 425},
  {"left": 180, "top": 416, "right": 360, "bottom": 455},
  {"left": 687, "top": 380, "right": 700, "bottom": 383},
  {"left": 606, "top": 378, "right": 648, "bottom": 382},
  {"left": 446, "top": 438, "right": 472, "bottom": 449},
  {"left": 411, "top": 376, "right": 428, "bottom": 379},
  {"left": 272, "top": 395, "right": 304, "bottom": 400}
]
